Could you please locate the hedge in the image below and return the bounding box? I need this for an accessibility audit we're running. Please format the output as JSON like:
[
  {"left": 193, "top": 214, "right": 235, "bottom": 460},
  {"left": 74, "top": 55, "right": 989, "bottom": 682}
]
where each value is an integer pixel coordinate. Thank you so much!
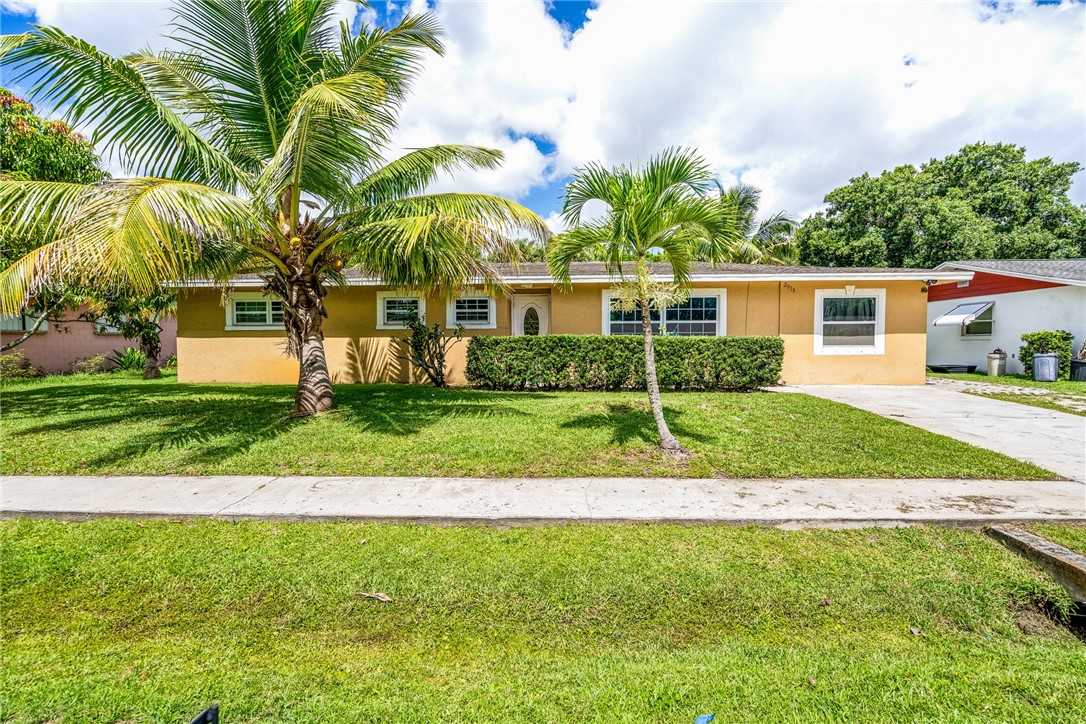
[
  {"left": 466, "top": 335, "right": 784, "bottom": 391},
  {"left": 1020, "top": 330, "right": 1074, "bottom": 379}
]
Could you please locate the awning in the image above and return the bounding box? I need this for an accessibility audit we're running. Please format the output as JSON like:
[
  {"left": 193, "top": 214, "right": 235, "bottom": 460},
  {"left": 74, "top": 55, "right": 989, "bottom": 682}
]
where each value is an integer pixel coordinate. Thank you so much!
[{"left": 932, "top": 301, "right": 993, "bottom": 327}]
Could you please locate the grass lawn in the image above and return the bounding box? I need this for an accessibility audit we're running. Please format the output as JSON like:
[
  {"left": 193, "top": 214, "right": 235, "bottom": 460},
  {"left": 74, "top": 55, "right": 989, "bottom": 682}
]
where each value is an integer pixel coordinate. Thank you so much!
[
  {"left": 0, "top": 371, "right": 1054, "bottom": 479},
  {"left": 2, "top": 520, "right": 1083, "bottom": 722},
  {"left": 929, "top": 372, "right": 1086, "bottom": 417},
  {"left": 1030, "top": 523, "right": 1086, "bottom": 555}
]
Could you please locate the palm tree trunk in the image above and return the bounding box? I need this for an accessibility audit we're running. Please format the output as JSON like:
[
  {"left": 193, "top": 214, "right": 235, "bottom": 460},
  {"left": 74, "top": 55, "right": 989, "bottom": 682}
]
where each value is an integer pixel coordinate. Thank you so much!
[
  {"left": 640, "top": 297, "right": 684, "bottom": 454},
  {"left": 281, "top": 273, "right": 334, "bottom": 416},
  {"left": 141, "top": 341, "right": 161, "bottom": 379}
]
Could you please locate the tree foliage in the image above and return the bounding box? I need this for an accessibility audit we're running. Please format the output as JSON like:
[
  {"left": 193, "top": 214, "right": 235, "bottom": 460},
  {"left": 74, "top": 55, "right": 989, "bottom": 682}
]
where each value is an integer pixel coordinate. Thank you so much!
[{"left": 796, "top": 142, "right": 1086, "bottom": 268}]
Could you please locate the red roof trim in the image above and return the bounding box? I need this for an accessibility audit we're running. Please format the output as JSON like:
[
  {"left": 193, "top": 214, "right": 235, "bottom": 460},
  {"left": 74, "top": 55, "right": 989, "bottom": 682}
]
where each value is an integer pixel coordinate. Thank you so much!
[{"left": 928, "top": 271, "right": 1065, "bottom": 301}]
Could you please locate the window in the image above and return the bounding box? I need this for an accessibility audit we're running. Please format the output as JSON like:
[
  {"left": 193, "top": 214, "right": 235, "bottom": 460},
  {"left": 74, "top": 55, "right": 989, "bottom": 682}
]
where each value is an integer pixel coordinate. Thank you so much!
[
  {"left": 0, "top": 314, "right": 48, "bottom": 333},
  {"left": 446, "top": 296, "right": 496, "bottom": 329},
  {"left": 377, "top": 292, "right": 425, "bottom": 329},
  {"left": 226, "top": 293, "right": 284, "bottom": 330},
  {"left": 814, "top": 289, "right": 885, "bottom": 355},
  {"left": 962, "top": 305, "right": 993, "bottom": 337},
  {"left": 602, "top": 290, "right": 726, "bottom": 337}
]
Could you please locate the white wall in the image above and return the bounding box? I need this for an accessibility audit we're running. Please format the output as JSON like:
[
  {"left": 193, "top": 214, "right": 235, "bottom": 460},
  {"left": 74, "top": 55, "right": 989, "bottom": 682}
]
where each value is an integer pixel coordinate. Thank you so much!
[{"left": 926, "top": 285, "right": 1086, "bottom": 374}]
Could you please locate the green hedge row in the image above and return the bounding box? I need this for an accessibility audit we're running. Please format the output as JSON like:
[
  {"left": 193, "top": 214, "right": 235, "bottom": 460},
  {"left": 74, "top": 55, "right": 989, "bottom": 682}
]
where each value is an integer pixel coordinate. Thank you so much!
[{"left": 465, "top": 335, "right": 784, "bottom": 391}]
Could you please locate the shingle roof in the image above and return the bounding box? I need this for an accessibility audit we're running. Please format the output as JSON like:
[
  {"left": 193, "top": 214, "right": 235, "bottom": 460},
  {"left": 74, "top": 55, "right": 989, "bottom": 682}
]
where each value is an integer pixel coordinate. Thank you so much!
[{"left": 936, "top": 259, "right": 1086, "bottom": 286}]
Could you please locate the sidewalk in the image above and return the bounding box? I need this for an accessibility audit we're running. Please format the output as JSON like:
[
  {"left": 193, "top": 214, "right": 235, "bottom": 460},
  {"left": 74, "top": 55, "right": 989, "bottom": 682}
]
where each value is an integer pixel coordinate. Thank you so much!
[{"left": 2, "top": 475, "right": 1083, "bottom": 527}]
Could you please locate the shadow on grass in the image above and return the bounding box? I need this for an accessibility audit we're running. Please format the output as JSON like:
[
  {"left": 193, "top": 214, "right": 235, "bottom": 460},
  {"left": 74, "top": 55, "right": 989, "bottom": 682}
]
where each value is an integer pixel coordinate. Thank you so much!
[
  {"left": 560, "top": 403, "right": 711, "bottom": 446},
  {"left": 2, "top": 378, "right": 553, "bottom": 470}
]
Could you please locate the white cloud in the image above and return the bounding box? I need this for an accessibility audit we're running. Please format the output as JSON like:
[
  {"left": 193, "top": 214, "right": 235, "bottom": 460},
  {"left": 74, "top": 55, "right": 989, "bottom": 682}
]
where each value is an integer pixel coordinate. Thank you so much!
[{"left": 4, "top": 0, "right": 1083, "bottom": 219}]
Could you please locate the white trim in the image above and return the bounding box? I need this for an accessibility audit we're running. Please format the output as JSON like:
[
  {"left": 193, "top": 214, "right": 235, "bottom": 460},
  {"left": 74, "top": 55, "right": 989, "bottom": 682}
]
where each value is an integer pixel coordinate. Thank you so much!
[
  {"left": 377, "top": 291, "right": 426, "bottom": 330},
  {"left": 935, "top": 262, "right": 1085, "bottom": 287},
  {"left": 178, "top": 270, "right": 973, "bottom": 289},
  {"left": 814, "top": 288, "right": 886, "bottom": 356},
  {"left": 445, "top": 293, "right": 496, "bottom": 329},
  {"left": 600, "top": 288, "right": 727, "bottom": 337},
  {"left": 225, "top": 292, "right": 284, "bottom": 331}
]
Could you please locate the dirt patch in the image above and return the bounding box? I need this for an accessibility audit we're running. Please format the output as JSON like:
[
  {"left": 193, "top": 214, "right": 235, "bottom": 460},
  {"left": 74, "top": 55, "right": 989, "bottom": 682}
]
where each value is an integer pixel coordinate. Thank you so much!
[{"left": 1010, "top": 601, "right": 1083, "bottom": 642}]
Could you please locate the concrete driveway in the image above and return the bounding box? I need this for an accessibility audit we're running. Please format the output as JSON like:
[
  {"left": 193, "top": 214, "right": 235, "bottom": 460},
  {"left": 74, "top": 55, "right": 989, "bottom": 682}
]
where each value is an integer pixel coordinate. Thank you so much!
[{"left": 797, "top": 384, "right": 1086, "bottom": 482}]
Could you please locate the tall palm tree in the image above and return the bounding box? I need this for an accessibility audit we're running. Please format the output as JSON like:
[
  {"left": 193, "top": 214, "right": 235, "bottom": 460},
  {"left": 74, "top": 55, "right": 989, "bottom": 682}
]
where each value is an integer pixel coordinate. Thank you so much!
[
  {"left": 0, "top": 0, "right": 547, "bottom": 415},
  {"left": 549, "top": 148, "right": 737, "bottom": 454},
  {"left": 707, "top": 182, "right": 798, "bottom": 264}
]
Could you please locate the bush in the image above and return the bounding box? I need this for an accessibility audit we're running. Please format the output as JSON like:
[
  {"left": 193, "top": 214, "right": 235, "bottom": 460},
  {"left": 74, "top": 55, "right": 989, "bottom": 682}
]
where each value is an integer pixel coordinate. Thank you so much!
[
  {"left": 396, "top": 311, "right": 463, "bottom": 387},
  {"left": 1020, "top": 330, "right": 1074, "bottom": 379},
  {"left": 110, "top": 347, "right": 147, "bottom": 372},
  {"left": 70, "top": 354, "right": 109, "bottom": 375},
  {"left": 0, "top": 350, "right": 40, "bottom": 379},
  {"left": 466, "top": 335, "right": 784, "bottom": 391}
]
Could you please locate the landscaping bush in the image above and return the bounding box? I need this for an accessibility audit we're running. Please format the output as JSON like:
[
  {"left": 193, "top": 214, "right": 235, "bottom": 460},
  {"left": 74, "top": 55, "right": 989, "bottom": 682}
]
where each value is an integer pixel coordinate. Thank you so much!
[
  {"left": 1020, "top": 330, "right": 1074, "bottom": 379},
  {"left": 0, "top": 350, "right": 39, "bottom": 380},
  {"left": 70, "top": 354, "right": 109, "bottom": 375},
  {"left": 466, "top": 335, "right": 784, "bottom": 391},
  {"left": 109, "top": 347, "right": 147, "bottom": 372}
]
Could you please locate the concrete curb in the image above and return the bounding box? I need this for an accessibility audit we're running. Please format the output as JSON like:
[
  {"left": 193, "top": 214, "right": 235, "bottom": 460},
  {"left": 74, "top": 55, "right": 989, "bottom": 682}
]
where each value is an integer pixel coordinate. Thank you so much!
[{"left": 987, "top": 525, "right": 1086, "bottom": 603}]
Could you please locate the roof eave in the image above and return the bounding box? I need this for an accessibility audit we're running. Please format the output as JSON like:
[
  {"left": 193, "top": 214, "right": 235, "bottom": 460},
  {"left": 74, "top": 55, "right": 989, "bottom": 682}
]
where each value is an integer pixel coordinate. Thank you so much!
[{"left": 935, "top": 262, "right": 1085, "bottom": 287}]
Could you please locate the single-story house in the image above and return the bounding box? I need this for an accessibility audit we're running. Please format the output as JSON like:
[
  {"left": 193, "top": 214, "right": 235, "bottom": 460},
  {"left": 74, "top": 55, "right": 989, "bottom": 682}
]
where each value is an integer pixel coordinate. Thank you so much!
[
  {"left": 176, "top": 262, "right": 971, "bottom": 386},
  {"left": 927, "top": 259, "right": 1086, "bottom": 374},
  {"left": 1, "top": 305, "right": 178, "bottom": 374}
]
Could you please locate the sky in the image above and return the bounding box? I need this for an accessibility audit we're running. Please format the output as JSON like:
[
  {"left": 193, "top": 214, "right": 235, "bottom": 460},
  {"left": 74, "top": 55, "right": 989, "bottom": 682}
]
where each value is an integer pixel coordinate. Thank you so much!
[{"left": 1, "top": 0, "right": 1083, "bottom": 233}]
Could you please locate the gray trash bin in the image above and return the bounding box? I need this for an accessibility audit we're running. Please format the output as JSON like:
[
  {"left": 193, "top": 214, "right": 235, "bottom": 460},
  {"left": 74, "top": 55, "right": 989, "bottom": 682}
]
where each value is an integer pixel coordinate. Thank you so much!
[
  {"left": 987, "top": 350, "right": 1007, "bottom": 377},
  {"left": 1033, "top": 353, "right": 1059, "bottom": 382}
]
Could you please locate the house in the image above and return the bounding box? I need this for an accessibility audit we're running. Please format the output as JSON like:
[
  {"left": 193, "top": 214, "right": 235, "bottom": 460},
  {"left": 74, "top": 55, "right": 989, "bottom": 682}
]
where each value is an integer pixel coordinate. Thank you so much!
[
  {"left": 927, "top": 259, "right": 1086, "bottom": 374},
  {"left": 0, "top": 305, "right": 178, "bottom": 374},
  {"left": 176, "top": 262, "right": 971, "bottom": 386}
]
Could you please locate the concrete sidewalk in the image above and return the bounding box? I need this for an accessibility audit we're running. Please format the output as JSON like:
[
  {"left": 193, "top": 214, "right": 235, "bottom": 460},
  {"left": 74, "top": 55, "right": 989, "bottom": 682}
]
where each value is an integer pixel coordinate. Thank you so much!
[
  {"left": 796, "top": 384, "right": 1086, "bottom": 482},
  {"left": 2, "top": 475, "right": 1083, "bottom": 527}
]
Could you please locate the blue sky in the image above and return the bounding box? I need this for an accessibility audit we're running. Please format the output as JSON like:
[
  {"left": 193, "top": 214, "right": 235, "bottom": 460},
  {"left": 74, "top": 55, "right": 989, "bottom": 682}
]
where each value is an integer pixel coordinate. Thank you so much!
[{"left": 1, "top": 0, "right": 1082, "bottom": 228}]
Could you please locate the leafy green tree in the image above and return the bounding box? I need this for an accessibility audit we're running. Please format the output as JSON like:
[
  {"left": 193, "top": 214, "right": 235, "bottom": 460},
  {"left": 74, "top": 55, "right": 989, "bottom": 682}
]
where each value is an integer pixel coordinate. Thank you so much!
[
  {"left": 0, "top": 0, "right": 547, "bottom": 414},
  {"left": 707, "top": 182, "right": 797, "bottom": 264},
  {"left": 549, "top": 148, "right": 737, "bottom": 454},
  {"left": 81, "top": 290, "right": 176, "bottom": 378},
  {"left": 796, "top": 142, "right": 1085, "bottom": 267}
]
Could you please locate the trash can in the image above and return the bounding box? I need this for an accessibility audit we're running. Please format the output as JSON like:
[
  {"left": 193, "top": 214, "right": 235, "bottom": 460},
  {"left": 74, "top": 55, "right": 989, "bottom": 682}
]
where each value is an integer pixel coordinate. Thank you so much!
[
  {"left": 986, "top": 349, "right": 1007, "bottom": 377},
  {"left": 1033, "top": 353, "right": 1059, "bottom": 382},
  {"left": 1071, "top": 359, "right": 1086, "bottom": 382}
]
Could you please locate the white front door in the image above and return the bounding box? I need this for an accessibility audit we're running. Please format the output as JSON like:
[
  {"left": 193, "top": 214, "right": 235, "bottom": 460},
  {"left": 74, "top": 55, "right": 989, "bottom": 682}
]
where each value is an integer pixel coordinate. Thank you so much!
[{"left": 511, "top": 295, "right": 550, "bottom": 336}]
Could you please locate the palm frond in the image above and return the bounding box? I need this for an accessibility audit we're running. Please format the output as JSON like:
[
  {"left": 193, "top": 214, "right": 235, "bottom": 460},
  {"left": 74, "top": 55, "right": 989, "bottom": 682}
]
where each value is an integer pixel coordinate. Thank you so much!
[{"left": 347, "top": 193, "right": 550, "bottom": 242}]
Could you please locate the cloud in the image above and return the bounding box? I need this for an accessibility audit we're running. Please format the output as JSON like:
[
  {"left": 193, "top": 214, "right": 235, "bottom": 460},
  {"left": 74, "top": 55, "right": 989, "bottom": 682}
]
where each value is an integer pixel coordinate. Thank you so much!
[{"left": 4, "top": 0, "right": 1083, "bottom": 220}]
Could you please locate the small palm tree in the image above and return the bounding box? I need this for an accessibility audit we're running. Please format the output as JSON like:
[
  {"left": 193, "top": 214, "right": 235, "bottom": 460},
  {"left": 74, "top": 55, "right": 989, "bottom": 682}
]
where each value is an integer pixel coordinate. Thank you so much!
[
  {"left": 707, "top": 182, "right": 798, "bottom": 264},
  {"left": 0, "top": 0, "right": 547, "bottom": 415},
  {"left": 549, "top": 148, "right": 737, "bottom": 454}
]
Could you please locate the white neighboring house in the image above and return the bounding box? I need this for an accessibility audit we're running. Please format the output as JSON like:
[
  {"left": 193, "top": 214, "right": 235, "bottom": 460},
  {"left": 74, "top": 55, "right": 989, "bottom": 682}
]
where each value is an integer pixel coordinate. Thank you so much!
[{"left": 927, "top": 259, "right": 1086, "bottom": 374}]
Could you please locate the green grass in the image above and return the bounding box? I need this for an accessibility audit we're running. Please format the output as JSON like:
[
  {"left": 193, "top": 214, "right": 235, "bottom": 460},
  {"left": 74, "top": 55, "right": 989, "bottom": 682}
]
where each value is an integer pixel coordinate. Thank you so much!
[
  {"left": 0, "top": 372, "right": 1054, "bottom": 479},
  {"left": 963, "top": 391, "right": 1086, "bottom": 417},
  {"left": 930, "top": 371, "right": 1086, "bottom": 395},
  {"left": 1030, "top": 523, "right": 1086, "bottom": 555},
  {"left": 2, "top": 520, "right": 1082, "bottom": 722}
]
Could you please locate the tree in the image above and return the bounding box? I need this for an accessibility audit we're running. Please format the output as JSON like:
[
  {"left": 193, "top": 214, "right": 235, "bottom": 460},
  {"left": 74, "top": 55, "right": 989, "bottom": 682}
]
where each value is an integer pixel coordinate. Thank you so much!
[
  {"left": 0, "top": 0, "right": 547, "bottom": 414},
  {"left": 82, "top": 290, "right": 175, "bottom": 378},
  {"left": 548, "top": 148, "right": 737, "bottom": 454},
  {"left": 707, "top": 182, "right": 797, "bottom": 264},
  {"left": 0, "top": 88, "right": 108, "bottom": 350},
  {"left": 796, "top": 142, "right": 1086, "bottom": 267}
]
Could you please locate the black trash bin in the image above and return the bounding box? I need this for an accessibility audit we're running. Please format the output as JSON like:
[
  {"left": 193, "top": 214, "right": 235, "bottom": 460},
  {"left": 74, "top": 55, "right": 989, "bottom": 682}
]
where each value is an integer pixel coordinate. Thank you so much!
[{"left": 1071, "top": 359, "right": 1086, "bottom": 382}]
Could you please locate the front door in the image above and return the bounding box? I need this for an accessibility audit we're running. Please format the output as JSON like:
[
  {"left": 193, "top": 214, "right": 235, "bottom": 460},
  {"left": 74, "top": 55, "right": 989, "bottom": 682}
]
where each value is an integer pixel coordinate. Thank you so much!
[{"left": 512, "top": 295, "right": 550, "bottom": 336}]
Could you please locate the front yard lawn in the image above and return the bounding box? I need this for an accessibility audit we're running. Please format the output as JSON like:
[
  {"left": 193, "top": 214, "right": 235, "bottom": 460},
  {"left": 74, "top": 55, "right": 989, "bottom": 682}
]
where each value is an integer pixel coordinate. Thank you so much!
[
  {"left": 0, "top": 372, "right": 1054, "bottom": 479},
  {"left": 2, "top": 520, "right": 1082, "bottom": 722}
]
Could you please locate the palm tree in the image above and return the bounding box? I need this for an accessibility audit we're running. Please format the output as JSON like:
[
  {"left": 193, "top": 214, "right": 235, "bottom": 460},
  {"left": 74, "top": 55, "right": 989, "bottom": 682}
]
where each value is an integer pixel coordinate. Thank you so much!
[
  {"left": 0, "top": 0, "right": 547, "bottom": 415},
  {"left": 549, "top": 148, "right": 737, "bottom": 454},
  {"left": 707, "top": 182, "right": 798, "bottom": 264}
]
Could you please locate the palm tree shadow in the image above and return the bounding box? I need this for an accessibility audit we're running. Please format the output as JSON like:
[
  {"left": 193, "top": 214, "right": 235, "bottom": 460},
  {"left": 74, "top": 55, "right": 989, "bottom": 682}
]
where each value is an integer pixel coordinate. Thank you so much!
[{"left": 559, "top": 403, "right": 709, "bottom": 446}]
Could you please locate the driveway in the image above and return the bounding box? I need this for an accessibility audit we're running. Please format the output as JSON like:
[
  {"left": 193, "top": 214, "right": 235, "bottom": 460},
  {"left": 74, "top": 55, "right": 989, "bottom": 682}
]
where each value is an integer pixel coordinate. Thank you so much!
[{"left": 797, "top": 384, "right": 1086, "bottom": 482}]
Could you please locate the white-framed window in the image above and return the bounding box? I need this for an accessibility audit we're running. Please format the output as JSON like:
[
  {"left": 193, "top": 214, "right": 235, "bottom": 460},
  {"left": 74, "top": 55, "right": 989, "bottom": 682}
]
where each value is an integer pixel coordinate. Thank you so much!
[
  {"left": 601, "top": 289, "right": 726, "bottom": 337},
  {"left": 0, "top": 314, "right": 48, "bottom": 333},
  {"left": 814, "top": 288, "right": 886, "bottom": 355},
  {"left": 962, "top": 304, "right": 993, "bottom": 338},
  {"left": 95, "top": 315, "right": 125, "bottom": 335},
  {"left": 225, "top": 293, "right": 285, "bottom": 330},
  {"left": 377, "top": 291, "right": 425, "bottom": 329},
  {"left": 446, "top": 294, "right": 496, "bottom": 329}
]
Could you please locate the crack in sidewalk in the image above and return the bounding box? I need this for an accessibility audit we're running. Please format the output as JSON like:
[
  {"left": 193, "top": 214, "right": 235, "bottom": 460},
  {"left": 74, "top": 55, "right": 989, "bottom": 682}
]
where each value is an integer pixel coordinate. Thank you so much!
[{"left": 215, "top": 477, "right": 279, "bottom": 516}]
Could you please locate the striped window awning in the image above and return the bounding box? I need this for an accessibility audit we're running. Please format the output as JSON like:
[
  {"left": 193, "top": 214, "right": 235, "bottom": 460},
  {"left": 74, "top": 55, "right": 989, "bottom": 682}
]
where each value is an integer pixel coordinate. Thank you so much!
[{"left": 932, "top": 302, "right": 993, "bottom": 327}]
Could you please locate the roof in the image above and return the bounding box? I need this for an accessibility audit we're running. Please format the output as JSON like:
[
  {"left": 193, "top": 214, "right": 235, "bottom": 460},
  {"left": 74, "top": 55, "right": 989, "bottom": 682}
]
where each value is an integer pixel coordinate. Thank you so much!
[
  {"left": 198, "top": 261, "right": 971, "bottom": 288},
  {"left": 935, "top": 259, "right": 1086, "bottom": 287}
]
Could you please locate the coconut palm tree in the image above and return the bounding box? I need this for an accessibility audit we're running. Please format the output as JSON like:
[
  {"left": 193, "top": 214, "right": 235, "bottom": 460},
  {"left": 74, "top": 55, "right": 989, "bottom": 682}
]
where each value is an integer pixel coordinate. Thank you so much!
[
  {"left": 0, "top": 0, "right": 547, "bottom": 415},
  {"left": 548, "top": 148, "right": 737, "bottom": 454},
  {"left": 707, "top": 182, "right": 798, "bottom": 264}
]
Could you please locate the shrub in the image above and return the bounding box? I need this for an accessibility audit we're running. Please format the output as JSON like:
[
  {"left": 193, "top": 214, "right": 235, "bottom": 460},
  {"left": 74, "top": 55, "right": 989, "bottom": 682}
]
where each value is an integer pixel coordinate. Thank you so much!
[
  {"left": 110, "top": 347, "right": 148, "bottom": 372},
  {"left": 70, "top": 353, "right": 108, "bottom": 375},
  {"left": 466, "top": 335, "right": 784, "bottom": 391},
  {"left": 0, "top": 350, "right": 40, "bottom": 379},
  {"left": 1020, "top": 330, "right": 1074, "bottom": 379},
  {"left": 396, "top": 311, "right": 463, "bottom": 387}
]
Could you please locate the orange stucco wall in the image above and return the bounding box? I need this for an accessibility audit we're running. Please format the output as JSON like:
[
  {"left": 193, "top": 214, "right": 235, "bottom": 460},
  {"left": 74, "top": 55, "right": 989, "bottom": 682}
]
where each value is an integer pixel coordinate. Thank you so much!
[{"left": 177, "top": 280, "right": 929, "bottom": 385}]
